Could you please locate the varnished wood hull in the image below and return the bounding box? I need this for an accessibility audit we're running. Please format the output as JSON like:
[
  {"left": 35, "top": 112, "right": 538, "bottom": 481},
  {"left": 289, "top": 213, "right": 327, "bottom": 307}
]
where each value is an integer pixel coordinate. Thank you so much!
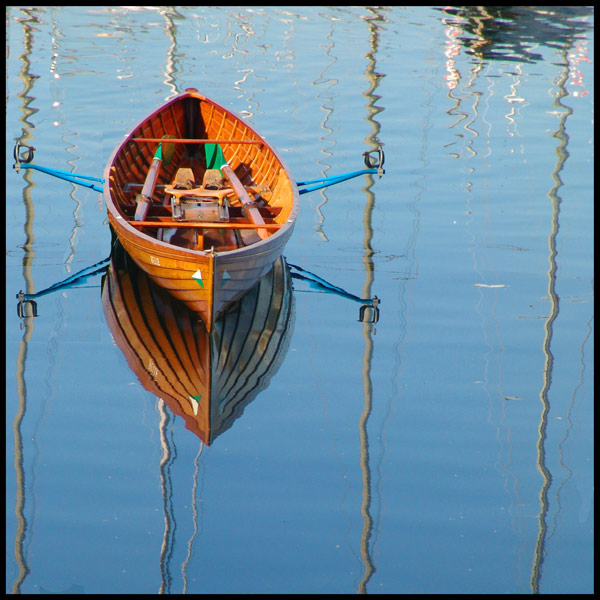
[
  {"left": 103, "top": 88, "right": 298, "bottom": 331},
  {"left": 101, "top": 243, "right": 295, "bottom": 445}
]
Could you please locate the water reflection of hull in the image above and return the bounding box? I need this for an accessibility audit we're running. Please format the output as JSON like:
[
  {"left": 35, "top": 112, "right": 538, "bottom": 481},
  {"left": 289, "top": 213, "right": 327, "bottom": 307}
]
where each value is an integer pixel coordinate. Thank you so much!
[{"left": 101, "top": 243, "right": 294, "bottom": 444}]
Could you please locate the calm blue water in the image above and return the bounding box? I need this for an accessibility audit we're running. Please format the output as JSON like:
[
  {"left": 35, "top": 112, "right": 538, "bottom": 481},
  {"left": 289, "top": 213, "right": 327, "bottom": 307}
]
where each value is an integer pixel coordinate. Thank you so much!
[{"left": 6, "top": 6, "right": 593, "bottom": 594}]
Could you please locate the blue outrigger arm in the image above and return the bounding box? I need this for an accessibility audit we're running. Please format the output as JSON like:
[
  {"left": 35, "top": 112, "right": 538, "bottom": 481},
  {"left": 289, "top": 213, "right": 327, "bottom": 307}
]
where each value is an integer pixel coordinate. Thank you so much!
[
  {"left": 297, "top": 146, "right": 385, "bottom": 195},
  {"left": 13, "top": 142, "right": 105, "bottom": 192},
  {"left": 288, "top": 263, "right": 380, "bottom": 324},
  {"left": 16, "top": 256, "right": 111, "bottom": 318},
  {"left": 13, "top": 142, "right": 384, "bottom": 197}
]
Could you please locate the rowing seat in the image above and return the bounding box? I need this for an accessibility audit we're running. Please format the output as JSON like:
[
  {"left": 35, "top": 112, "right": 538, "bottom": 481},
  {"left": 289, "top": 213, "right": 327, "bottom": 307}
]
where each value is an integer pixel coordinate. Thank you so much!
[
  {"left": 202, "top": 169, "right": 227, "bottom": 190},
  {"left": 166, "top": 168, "right": 230, "bottom": 223},
  {"left": 159, "top": 167, "right": 239, "bottom": 250}
]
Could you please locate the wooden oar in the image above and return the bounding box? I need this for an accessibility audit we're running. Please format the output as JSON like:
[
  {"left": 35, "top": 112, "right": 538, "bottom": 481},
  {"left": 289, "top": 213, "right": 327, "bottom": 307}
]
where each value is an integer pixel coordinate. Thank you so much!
[
  {"left": 202, "top": 142, "right": 269, "bottom": 239},
  {"left": 134, "top": 135, "right": 176, "bottom": 221},
  {"left": 220, "top": 164, "right": 269, "bottom": 240}
]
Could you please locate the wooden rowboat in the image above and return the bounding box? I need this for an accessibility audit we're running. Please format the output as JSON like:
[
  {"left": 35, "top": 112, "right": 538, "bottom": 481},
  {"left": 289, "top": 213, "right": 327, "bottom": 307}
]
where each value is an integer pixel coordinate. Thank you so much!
[
  {"left": 103, "top": 87, "right": 298, "bottom": 332},
  {"left": 101, "top": 242, "right": 295, "bottom": 445}
]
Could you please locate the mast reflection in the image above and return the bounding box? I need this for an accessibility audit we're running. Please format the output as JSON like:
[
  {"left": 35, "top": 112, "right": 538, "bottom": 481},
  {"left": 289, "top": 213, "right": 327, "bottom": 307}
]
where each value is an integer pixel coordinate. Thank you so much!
[
  {"left": 438, "top": 5, "right": 592, "bottom": 592},
  {"left": 11, "top": 6, "right": 43, "bottom": 594},
  {"left": 357, "top": 5, "right": 388, "bottom": 593},
  {"left": 530, "top": 45, "right": 573, "bottom": 595}
]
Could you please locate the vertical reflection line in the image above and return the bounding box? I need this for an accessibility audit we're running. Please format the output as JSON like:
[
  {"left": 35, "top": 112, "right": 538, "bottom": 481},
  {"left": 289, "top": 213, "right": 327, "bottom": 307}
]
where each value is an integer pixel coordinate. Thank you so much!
[
  {"left": 181, "top": 442, "right": 204, "bottom": 593},
  {"left": 357, "top": 7, "right": 386, "bottom": 593},
  {"left": 12, "top": 6, "right": 42, "bottom": 594},
  {"left": 48, "top": 10, "right": 83, "bottom": 276},
  {"left": 530, "top": 50, "right": 572, "bottom": 595},
  {"left": 312, "top": 20, "right": 337, "bottom": 241},
  {"left": 547, "top": 309, "right": 594, "bottom": 541},
  {"left": 358, "top": 328, "right": 375, "bottom": 595},
  {"left": 13, "top": 333, "right": 32, "bottom": 595},
  {"left": 160, "top": 7, "right": 183, "bottom": 99},
  {"left": 158, "top": 399, "right": 177, "bottom": 594}
]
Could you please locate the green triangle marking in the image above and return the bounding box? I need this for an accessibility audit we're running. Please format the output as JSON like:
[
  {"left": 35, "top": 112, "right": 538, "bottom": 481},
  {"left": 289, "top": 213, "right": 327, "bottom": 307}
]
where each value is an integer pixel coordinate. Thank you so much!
[
  {"left": 220, "top": 269, "right": 231, "bottom": 288},
  {"left": 189, "top": 395, "right": 201, "bottom": 415},
  {"left": 192, "top": 269, "right": 204, "bottom": 289}
]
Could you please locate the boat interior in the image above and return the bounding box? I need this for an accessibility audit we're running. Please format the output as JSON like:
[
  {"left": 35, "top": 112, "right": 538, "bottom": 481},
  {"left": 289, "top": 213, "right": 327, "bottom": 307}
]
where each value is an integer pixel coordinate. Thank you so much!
[{"left": 106, "top": 92, "right": 294, "bottom": 252}]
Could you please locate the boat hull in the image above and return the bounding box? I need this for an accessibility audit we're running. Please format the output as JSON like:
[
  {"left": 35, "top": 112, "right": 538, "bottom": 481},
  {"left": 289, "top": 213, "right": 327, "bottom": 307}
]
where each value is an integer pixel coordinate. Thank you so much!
[{"left": 103, "top": 88, "right": 298, "bottom": 331}]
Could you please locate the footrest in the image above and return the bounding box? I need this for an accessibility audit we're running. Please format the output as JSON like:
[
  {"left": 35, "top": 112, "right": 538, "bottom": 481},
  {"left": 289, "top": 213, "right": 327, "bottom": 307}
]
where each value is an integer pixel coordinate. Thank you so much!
[
  {"left": 171, "top": 198, "right": 229, "bottom": 222},
  {"left": 165, "top": 186, "right": 234, "bottom": 200}
]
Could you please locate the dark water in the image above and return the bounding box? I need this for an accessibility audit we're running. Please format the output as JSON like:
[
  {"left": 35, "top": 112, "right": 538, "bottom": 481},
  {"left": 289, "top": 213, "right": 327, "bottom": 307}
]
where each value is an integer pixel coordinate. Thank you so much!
[{"left": 6, "top": 6, "right": 593, "bottom": 594}]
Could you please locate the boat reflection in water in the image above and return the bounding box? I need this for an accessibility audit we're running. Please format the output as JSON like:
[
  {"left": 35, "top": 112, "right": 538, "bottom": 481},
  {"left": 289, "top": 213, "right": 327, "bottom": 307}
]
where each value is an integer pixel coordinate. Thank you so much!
[{"left": 101, "top": 241, "right": 294, "bottom": 445}]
